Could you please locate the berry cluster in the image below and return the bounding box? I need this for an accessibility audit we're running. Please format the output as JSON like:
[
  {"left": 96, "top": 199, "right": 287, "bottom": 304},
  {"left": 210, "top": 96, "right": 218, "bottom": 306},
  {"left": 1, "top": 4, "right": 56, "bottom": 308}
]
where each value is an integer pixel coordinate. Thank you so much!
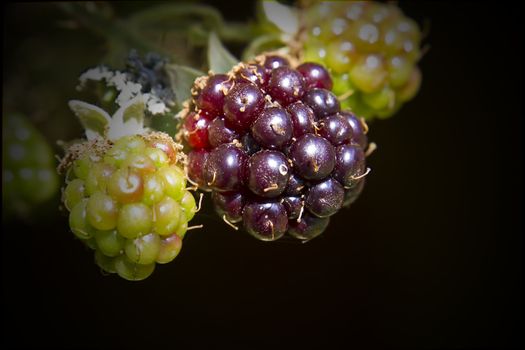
[
  {"left": 183, "top": 55, "right": 370, "bottom": 242},
  {"left": 302, "top": 1, "right": 422, "bottom": 119},
  {"left": 2, "top": 114, "right": 59, "bottom": 216},
  {"left": 61, "top": 134, "right": 198, "bottom": 280}
]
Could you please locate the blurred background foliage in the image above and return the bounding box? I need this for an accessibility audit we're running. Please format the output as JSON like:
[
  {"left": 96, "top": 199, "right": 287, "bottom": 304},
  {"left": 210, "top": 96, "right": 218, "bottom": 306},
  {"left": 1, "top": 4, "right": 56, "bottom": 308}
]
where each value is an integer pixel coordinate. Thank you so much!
[
  {"left": 3, "top": 1, "right": 261, "bottom": 220},
  {"left": 3, "top": 1, "right": 259, "bottom": 144}
]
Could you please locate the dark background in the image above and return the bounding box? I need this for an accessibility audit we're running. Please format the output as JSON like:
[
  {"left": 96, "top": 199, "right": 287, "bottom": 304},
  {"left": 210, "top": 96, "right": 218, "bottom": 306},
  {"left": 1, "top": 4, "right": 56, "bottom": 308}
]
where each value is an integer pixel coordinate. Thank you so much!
[{"left": 2, "top": 2, "right": 523, "bottom": 349}]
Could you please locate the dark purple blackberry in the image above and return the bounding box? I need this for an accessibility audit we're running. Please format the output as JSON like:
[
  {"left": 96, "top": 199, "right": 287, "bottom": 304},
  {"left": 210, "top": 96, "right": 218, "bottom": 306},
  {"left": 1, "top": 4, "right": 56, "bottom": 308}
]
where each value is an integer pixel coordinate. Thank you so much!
[
  {"left": 340, "top": 111, "right": 368, "bottom": 149},
  {"left": 343, "top": 179, "right": 365, "bottom": 208},
  {"left": 251, "top": 107, "right": 293, "bottom": 149},
  {"left": 305, "top": 178, "right": 344, "bottom": 218},
  {"left": 296, "top": 62, "right": 333, "bottom": 90},
  {"left": 267, "top": 67, "right": 305, "bottom": 106},
  {"left": 247, "top": 150, "right": 290, "bottom": 198},
  {"left": 212, "top": 191, "right": 245, "bottom": 223},
  {"left": 242, "top": 201, "right": 288, "bottom": 241},
  {"left": 183, "top": 56, "right": 372, "bottom": 242},
  {"left": 187, "top": 149, "right": 209, "bottom": 190},
  {"left": 224, "top": 82, "right": 265, "bottom": 131},
  {"left": 333, "top": 143, "right": 366, "bottom": 188},
  {"left": 302, "top": 88, "right": 340, "bottom": 118},
  {"left": 208, "top": 117, "right": 238, "bottom": 147},
  {"left": 282, "top": 196, "right": 303, "bottom": 220},
  {"left": 287, "top": 102, "right": 316, "bottom": 137},
  {"left": 289, "top": 134, "right": 335, "bottom": 181},
  {"left": 204, "top": 144, "right": 248, "bottom": 192},
  {"left": 196, "top": 74, "right": 232, "bottom": 118},
  {"left": 285, "top": 173, "right": 306, "bottom": 196},
  {"left": 234, "top": 64, "right": 269, "bottom": 89},
  {"left": 288, "top": 214, "right": 330, "bottom": 241},
  {"left": 262, "top": 55, "right": 290, "bottom": 71},
  {"left": 317, "top": 114, "right": 353, "bottom": 146}
]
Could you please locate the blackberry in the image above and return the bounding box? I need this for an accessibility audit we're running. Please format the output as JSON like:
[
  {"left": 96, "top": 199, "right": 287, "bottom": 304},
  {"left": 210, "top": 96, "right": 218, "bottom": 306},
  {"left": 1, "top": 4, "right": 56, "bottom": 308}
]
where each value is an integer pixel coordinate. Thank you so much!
[
  {"left": 182, "top": 55, "right": 372, "bottom": 242},
  {"left": 60, "top": 97, "right": 200, "bottom": 281},
  {"left": 256, "top": 1, "right": 423, "bottom": 120},
  {"left": 2, "top": 113, "right": 59, "bottom": 217},
  {"left": 301, "top": 1, "right": 423, "bottom": 119}
]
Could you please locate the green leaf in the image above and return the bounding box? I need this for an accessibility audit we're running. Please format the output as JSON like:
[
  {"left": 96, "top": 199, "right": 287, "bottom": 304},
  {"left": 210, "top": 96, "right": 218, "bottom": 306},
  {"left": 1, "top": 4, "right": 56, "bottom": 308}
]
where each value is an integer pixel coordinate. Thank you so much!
[
  {"left": 149, "top": 112, "right": 179, "bottom": 136},
  {"left": 242, "top": 33, "right": 284, "bottom": 60},
  {"left": 68, "top": 100, "right": 111, "bottom": 140},
  {"left": 207, "top": 31, "right": 238, "bottom": 74},
  {"left": 165, "top": 64, "right": 205, "bottom": 107},
  {"left": 127, "top": 4, "right": 223, "bottom": 32},
  {"left": 261, "top": 1, "right": 299, "bottom": 37}
]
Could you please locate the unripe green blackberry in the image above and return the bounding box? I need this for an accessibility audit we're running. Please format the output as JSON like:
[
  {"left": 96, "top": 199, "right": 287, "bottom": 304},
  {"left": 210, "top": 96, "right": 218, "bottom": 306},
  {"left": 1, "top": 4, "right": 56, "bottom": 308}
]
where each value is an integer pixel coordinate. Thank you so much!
[
  {"left": 59, "top": 96, "right": 200, "bottom": 281},
  {"left": 2, "top": 113, "right": 59, "bottom": 217},
  {"left": 256, "top": 1, "right": 423, "bottom": 120},
  {"left": 302, "top": 1, "right": 423, "bottom": 119}
]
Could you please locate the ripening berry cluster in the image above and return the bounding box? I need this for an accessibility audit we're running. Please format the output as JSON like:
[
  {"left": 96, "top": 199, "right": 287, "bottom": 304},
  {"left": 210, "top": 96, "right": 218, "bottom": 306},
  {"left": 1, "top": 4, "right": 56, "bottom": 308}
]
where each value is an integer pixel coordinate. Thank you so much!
[
  {"left": 62, "top": 134, "right": 197, "bottom": 280},
  {"left": 183, "top": 55, "right": 369, "bottom": 242},
  {"left": 2, "top": 114, "right": 59, "bottom": 214},
  {"left": 302, "top": 1, "right": 422, "bottom": 119}
]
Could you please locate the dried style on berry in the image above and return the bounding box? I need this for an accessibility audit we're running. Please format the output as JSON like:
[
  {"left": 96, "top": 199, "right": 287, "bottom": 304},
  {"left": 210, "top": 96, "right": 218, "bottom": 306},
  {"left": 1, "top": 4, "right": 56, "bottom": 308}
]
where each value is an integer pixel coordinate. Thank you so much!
[{"left": 182, "top": 54, "right": 373, "bottom": 242}]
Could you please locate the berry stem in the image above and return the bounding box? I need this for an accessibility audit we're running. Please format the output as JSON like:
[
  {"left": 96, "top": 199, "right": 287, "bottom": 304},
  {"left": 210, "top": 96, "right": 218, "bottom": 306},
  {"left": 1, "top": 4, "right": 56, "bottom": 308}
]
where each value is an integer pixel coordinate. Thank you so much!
[
  {"left": 349, "top": 167, "right": 371, "bottom": 182},
  {"left": 207, "top": 171, "right": 217, "bottom": 186},
  {"left": 191, "top": 192, "right": 204, "bottom": 214},
  {"left": 360, "top": 118, "right": 369, "bottom": 135},
  {"left": 223, "top": 215, "right": 239, "bottom": 230},
  {"left": 365, "top": 142, "right": 377, "bottom": 157},
  {"left": 263, "top": 184, "right": 279, "bottom": 192},
  {"left": 268, "top": 220, "right": 275, "bottom": 240},
  {"left": 296, "top": 201, "right": 305, "bottom": 223},
  {"left": 187, "top": 224, "right": 204, "bottom": 231},
  {"left": 338, "top": 89, "right": 354, "bottom": 102}
]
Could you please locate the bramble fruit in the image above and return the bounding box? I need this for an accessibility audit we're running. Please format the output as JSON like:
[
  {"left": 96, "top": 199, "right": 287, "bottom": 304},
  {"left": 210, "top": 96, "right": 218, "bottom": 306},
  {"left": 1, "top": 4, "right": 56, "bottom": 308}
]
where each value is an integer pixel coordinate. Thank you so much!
[
  {"left": 182, "top": 54, "right": 372, "bottom": 242},
  {"left": 256, "top": 1, "right": 423, "bottom": 120},
  {"left": 301, "top": 1, "right": 423, "bottom": 119},
  {"left": 2, "top": 113, "right": 59, "bottom": 217},
  {"left": 60, "top": 97, "right": 199, "bottom": 281}
]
